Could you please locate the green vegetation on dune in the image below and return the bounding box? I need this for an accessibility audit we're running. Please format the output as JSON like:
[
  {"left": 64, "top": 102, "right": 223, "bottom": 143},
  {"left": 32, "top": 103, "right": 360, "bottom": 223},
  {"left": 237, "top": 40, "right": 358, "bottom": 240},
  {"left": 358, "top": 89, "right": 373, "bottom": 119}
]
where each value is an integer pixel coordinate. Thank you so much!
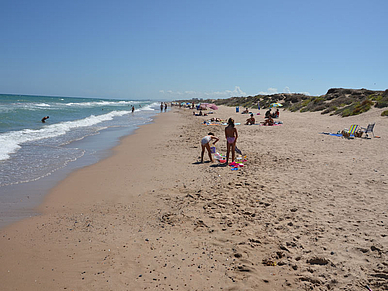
[{"left": 175, "top": 88, "right": 388, "bottom": 117}]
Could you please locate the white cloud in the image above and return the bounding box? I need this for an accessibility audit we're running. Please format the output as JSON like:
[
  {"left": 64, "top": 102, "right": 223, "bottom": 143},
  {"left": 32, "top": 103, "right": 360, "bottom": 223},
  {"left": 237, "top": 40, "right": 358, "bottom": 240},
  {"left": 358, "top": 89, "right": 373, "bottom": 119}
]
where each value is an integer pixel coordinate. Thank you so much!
[
  {"left": 159, "top": 86, "right": 247, "bottom": 99},
  {"left": 283, "top": 87, "right": 311, "bottom": 95},
  {"left": 214, "top": 87, "right": 245, "bottom": 97},
  {"left": 256, "top": 87, "right": 310, "bottom": 96},
  {"left": 257, "top": 88, "right": 278, "bottom": 95},
  {"left": 283, "top": 86, "right": 291, "bottom": 94}
]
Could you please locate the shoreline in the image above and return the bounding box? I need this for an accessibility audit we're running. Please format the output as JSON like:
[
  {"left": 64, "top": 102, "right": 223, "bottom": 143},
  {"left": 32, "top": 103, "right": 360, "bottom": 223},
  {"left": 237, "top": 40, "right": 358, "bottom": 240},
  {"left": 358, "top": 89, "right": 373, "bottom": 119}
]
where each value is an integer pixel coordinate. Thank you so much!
[
  {"left": 0, "top": 118, "right": 147, "bottom": 229},
  {"left": 1, "top": 106, "right": 387, "bottom": 290}
]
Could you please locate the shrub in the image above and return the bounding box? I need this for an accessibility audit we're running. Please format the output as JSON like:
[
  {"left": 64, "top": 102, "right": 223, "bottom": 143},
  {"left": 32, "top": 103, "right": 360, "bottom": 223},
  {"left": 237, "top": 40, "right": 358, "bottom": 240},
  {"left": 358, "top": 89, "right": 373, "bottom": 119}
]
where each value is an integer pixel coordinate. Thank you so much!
[
  {"left": 300, "top": 107, "right": 309, "bottom": 113},
  {"left": 301, "top": 99, "right": 312, "bottom": 107},
  {"left": 341, "top": 107, "right": 353, "bottom": 117},
  {"left": 321, "top": 106, "right": 337, "bottom": 115},
  {"left": 290, "top": 103, "right": 304, "bottom": 112},
  {"left": 375, "top": 94, "right": 388, "bottom": 108},
  {"left": 375, "top": 101, "right": 388, "bottom": 108},
  {"left": 311, "top": 104, "right": 327, "bottom": 112},
  {"left": 335, "top": 105, "right": 355, "bottom": 117},
  {"left": 369, "top": 94, "right": 382, "bottom": 102},
  {"left": 381, "top": 110, "right": 388, "bottom": 116},
  {"left": 336, "top": 100, "right": 373, "bottom": 117},
  {"left": 352, "top": 99, "right": 373, "bottom": 115},
  {"left": 313, "top": 97, "right": 325, "bottom": 104}
]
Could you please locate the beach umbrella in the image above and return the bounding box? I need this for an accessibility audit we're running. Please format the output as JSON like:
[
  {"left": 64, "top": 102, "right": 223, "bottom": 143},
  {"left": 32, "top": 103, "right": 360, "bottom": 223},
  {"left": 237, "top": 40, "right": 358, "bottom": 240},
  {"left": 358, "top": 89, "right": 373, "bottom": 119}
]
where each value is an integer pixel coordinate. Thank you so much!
[
  {"left": 209, "top": 104, "right": 218, "bottom": 110},
  {"left": 270, "top": 103, "right": 283, "bottom": 108}
]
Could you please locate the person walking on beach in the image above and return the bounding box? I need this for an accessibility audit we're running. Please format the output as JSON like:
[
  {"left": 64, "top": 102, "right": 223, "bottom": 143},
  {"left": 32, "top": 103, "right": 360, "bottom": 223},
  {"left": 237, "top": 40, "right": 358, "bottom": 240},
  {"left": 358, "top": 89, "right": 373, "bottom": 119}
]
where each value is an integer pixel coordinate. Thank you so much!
[
  {"left": 164, "top": 103, "right": 167, "bottom": 112},
  {"left": 160, "top": 102, "right": 164, "bottom": 112},
  {"left": 200, "top": 132, "right": 219, "bottom": 163},
  {"left": 225, "top": 118, "right": 238, "bottom": 164},
  {"left": 257, "top": 100, "right": 260, "bottom": 110}
]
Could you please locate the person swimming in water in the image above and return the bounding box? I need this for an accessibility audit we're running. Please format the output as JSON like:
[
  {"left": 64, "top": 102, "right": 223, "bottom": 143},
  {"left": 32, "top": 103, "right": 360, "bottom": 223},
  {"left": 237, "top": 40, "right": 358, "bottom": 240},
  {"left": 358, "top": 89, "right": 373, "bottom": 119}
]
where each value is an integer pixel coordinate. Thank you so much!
[
  {"left": 41, "top": 116, "right": 49, "bottom": 123},
  {"left": 225, "top": 118, "right": 238, "bottom": 164}
]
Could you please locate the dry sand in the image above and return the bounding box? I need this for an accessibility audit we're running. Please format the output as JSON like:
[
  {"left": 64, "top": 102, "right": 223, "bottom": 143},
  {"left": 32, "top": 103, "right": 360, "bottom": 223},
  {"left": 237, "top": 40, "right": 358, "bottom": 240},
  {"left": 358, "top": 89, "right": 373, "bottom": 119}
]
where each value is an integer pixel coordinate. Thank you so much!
[{"left": 1, "top": 106, "right": 387, "bottom": 291}]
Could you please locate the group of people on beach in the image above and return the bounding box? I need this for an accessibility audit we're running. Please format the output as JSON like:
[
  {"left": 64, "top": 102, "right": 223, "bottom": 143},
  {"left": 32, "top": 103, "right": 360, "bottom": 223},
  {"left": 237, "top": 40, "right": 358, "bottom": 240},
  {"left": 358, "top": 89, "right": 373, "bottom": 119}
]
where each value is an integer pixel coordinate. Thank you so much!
[
  {"left": 201, "top": 118, "right": 237, "bottom": 164},
  {"left": 260, "top": 108, "right": 280, "bottom": 126},
  {"left": 265, "top": 108, "right": 279, "bottom": 119},
  {"left": 160, "top": 102, "right": 167, "bottom": 112}
]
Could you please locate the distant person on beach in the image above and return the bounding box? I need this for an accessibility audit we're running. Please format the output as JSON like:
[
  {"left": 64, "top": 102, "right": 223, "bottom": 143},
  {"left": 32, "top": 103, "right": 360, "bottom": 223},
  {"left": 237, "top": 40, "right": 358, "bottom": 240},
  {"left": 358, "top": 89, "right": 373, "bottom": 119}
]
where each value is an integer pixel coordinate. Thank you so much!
[
  {"left": 160, "top": 102, "right": 164, "bottom": 112},
  {"left": 200, "top": 132, "right": 219, "bottom": 163},
  {"left": 225, "top": 118, "right": 238, "bottom": 164},
  {"left": 41, "top": 116, "right": 49, "bottom": 123},
  {"left": 265, "top": 108, "right": 271, "bottom": 118},
  {"left": 275, "top": 109, "right": 279, "bottom": 118},
  {"left": 245, "top": 113, "right": 255, "bottom": 125},
  {"left": 164, "top": 103, "right": 167, "bottom": 112},
  {"left": 131, "top": 105, "right": 135, "bottom": 113},
  {"left": 262, "top": 116, "right": 274, "bottom": 126},
  {"left": 257, "top": 101, "right": 260, "bottom": 110}
]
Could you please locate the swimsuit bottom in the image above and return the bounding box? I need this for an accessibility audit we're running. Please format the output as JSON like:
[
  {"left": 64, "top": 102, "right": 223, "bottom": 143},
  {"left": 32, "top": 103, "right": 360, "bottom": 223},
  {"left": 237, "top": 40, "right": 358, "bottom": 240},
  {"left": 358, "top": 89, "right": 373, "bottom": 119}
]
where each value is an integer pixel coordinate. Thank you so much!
[
  {"left": 201, "top": 136, "right": 212, "bottom": 145},
  {"left": 227, "top": 137, "right": 236, "bottom": 144}
]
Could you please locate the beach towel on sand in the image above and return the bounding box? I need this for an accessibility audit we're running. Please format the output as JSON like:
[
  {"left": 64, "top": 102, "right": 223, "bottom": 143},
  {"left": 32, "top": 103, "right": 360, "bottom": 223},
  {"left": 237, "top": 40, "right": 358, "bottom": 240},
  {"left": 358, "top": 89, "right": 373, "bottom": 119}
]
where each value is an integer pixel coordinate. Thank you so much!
[
  {"left": 320, "top": 132, "right": 353, "bottom": 137},
  {"left": 235, "top": 146, "right": 242, "bottom": 155}
]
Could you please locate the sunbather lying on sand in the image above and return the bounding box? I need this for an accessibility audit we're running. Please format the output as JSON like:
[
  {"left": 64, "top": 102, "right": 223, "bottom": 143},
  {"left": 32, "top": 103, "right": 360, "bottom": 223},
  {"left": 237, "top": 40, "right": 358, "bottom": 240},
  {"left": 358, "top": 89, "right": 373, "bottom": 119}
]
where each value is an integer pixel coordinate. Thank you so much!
[{"left": 262, "top": 116, "right": 274, "bottom": 126}]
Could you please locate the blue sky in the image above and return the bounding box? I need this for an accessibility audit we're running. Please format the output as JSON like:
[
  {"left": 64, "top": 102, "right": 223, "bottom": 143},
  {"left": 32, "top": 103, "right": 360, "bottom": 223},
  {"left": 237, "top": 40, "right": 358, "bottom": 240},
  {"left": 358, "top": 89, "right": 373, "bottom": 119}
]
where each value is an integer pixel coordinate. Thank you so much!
[{"left": 1, "top": 0, "right": 387, "bottom": 100}]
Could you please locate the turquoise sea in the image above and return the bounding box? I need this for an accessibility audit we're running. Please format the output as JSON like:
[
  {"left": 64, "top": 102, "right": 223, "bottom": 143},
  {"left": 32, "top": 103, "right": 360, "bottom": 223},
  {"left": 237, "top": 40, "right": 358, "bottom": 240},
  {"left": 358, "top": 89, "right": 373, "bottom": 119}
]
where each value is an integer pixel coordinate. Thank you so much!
[{"left": 0, "top": 94, "right": 161, "bottom": 227}]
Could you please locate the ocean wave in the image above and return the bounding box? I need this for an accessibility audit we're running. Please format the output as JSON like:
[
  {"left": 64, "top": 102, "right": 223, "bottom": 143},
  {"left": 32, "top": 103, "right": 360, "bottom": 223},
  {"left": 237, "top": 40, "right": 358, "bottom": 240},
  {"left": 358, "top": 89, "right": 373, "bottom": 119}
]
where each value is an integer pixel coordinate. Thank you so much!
[
  {"left": 138, "top": 103, "right": 157, "bottom": 111},
  {"left": 35, "top": 103, "right": 51, "bottom": 107},
  {"left": 0, "top": 110, "right": 130, "bottom": 161},
  {"left": 64, "top": 100, "right": 141, "bottom": 107}
]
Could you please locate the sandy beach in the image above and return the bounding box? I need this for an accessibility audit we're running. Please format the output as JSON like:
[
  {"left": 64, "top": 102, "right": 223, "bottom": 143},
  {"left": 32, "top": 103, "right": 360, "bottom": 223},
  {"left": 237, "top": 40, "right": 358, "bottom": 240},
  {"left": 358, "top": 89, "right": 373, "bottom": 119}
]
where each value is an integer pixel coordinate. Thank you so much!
[{"left": 1, "top": 106, "right": 387, "bottom": 290}]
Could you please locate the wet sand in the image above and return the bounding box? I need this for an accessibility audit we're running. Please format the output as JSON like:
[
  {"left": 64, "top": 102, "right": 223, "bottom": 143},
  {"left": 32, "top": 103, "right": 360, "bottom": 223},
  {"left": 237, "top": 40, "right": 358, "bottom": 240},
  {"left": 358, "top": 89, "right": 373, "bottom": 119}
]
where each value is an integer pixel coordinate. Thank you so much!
[{"left": 1, "top": 106, "right": 387, "bottom": 290}]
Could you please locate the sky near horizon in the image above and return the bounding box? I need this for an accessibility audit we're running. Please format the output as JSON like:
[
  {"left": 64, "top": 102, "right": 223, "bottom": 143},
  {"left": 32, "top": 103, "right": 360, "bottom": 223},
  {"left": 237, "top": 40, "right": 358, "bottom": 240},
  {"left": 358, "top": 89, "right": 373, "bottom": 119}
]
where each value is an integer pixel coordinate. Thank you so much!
[{"left": 1, "top": 0, "right": 387, "bottom": 100}]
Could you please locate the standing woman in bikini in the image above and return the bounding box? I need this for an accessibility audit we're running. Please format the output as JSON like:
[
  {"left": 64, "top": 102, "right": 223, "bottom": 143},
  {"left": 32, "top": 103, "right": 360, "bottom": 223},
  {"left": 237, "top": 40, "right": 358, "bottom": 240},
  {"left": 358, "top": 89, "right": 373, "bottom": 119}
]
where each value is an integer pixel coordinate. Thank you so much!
[{"left": 225, "top": 118, "right": 238, "bottom": 164}]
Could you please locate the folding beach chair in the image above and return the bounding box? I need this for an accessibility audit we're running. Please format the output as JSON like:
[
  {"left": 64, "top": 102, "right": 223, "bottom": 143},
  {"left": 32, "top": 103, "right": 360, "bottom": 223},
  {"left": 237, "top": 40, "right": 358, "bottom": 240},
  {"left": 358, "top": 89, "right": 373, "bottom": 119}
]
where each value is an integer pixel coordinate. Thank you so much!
[
  {"left": 360, "top": 123, "right": 375, "bottom": 138},
  {"left": 342, "top": 124, "right": 358, "bottom": 139}
]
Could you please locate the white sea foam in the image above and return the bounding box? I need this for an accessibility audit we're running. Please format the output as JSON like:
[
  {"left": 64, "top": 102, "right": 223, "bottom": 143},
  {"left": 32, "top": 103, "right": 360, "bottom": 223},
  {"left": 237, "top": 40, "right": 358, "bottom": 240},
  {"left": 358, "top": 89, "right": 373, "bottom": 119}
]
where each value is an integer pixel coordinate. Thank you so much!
[
  {"left": 64, "top": 100, "right": 141, "bottom": 107},
  {"left": 138, "top": 103, "right": 157, "bottom": 111},
  {"left": 142, "top": 102, "right": 159, "bottom": 111},
  {"left": 0, "top": 105, "right": 11, "bottom": 113},
  {"left": 0, "top": 110, "right": 130, "bottom": 161},
  {"left": 35, "top": 103, "right": 51, "bottom": 107}
]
